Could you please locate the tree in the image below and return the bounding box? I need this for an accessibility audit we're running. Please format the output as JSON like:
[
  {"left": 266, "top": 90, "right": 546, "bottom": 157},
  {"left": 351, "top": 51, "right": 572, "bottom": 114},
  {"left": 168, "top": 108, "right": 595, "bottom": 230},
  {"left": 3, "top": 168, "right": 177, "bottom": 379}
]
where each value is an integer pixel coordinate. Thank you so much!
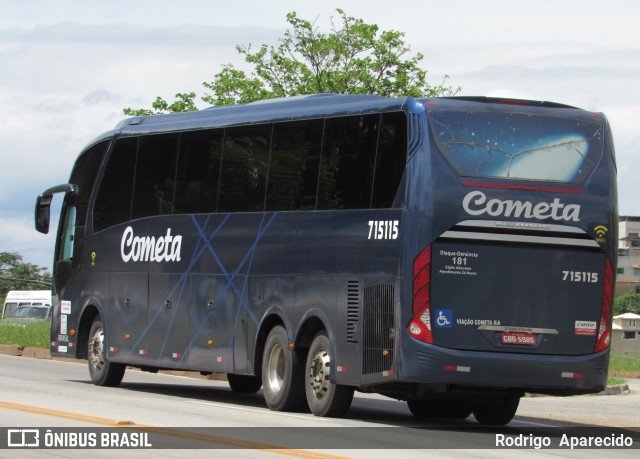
[
  {"left": 0, "top": 252, "right": 52, "bottom": 304},
  {"left": 614, "top": 289, "right": 640, "bottom": 315},
  {"left": 124, "top": 9, "right": 459, "bottom": 115}
]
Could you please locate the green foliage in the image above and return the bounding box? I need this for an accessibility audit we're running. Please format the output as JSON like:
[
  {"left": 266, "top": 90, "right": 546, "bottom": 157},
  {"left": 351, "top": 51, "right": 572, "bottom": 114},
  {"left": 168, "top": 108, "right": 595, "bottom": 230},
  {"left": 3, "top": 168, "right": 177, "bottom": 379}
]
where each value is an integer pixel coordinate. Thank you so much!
[
  {"left": 0, "top": 252, "right": 51, "bottom": 305},
  {"left": 613, "top": 289, "right": 640, "bottom": 315},
  {"left": 609, "top": 354, "right": 640, "bottom": 372},
  {"left": 124, "top": 9, "right": 459, "bottom": 114},
  {"left": 607, "top": 375, "right": 627, "bottom": 386},
  {"left": 123, "top": 92, "right": 198, "bottom": 116}
]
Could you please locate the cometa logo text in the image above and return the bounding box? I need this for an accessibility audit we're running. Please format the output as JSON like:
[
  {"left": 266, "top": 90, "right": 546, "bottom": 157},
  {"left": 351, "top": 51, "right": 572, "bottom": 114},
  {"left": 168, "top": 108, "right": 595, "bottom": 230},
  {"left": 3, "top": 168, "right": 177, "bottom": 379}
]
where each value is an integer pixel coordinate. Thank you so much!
[
  {"left": 462, "top": 191, "right": 581, "bottom": 222},
  {"left": 120, "top": 226, "right": 182, "bottom": 262}
]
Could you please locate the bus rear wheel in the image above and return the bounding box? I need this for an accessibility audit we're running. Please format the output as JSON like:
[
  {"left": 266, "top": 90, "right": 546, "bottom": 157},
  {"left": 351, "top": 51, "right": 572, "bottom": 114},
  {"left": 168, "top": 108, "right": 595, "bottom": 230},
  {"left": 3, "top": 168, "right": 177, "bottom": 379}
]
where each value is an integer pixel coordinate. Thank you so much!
[
  {"left": 261, "top": 326, "right": 305, "bottom": 411},
  {"left": 87, "top": 318, "right": 125, "bottom": 387},
  {"left": 304, "top": 331, "right": 354, "bottom": 417},
  {"left": 407, "top": 399, "right": 472, "bottom": 419},
  {"left": 472, "top": 395, "right": 520, "bottom": 425},
  {"left": 227, "top": 374, "right": 262, "bottom": 393}
]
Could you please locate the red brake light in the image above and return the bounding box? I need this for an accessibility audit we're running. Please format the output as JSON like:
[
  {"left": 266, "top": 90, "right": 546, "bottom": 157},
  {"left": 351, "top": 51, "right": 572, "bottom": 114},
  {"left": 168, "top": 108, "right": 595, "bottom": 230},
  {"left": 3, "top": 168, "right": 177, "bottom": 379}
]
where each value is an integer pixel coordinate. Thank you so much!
[
  {"left": 594, "top": 258, "right": 614, "bottom": 353},
  {"left": 408, "top": 246, "right": 433, "bottom": 344}
]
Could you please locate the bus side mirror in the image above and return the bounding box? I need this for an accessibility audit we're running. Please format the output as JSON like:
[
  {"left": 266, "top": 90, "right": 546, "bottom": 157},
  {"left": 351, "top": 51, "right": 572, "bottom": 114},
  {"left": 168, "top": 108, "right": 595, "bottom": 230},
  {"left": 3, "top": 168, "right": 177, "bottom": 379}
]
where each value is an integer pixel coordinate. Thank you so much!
[
  {"left": 35, "top": 195, "right": 52, "bottom": 234},
  {"left": 34, "top": 184, "right": 78, "bottom": 234}
]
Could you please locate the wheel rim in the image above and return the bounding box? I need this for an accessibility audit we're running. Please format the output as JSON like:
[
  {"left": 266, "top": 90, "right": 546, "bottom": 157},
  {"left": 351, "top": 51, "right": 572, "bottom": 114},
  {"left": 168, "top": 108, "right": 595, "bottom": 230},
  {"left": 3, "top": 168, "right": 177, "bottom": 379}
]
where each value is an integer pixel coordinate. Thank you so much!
[
  {"left": 308, "top": 346, "right": 330, "bottom": 400},
  {"left": 266, "top": 343, "right": 285, "bottom": 393},
  {"left": 89, "top": 327, "right": 105, "bottom": 372}
]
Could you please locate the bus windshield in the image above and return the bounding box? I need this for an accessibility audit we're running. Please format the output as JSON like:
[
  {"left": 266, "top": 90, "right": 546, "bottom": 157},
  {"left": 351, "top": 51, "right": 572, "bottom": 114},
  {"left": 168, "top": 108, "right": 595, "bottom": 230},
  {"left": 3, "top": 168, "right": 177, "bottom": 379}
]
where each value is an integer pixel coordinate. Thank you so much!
[{"left": 429, "top": 110, "right": 603, "bottom": 183}]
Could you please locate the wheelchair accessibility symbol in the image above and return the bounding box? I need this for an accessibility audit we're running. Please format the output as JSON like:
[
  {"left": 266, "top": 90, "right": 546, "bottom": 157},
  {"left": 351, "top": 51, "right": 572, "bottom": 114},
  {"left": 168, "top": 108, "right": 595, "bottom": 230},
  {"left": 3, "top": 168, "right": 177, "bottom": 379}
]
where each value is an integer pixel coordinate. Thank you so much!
[{"left": 434, "top": 309, "right": 453, "bottom": 328}]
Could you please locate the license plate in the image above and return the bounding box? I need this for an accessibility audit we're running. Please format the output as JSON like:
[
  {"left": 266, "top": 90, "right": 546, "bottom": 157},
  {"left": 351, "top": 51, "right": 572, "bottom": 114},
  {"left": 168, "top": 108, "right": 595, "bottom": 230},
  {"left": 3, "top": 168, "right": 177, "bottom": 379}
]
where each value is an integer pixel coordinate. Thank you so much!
[{"left": 501, "top": 332, "right": 536, "bottom": 346}]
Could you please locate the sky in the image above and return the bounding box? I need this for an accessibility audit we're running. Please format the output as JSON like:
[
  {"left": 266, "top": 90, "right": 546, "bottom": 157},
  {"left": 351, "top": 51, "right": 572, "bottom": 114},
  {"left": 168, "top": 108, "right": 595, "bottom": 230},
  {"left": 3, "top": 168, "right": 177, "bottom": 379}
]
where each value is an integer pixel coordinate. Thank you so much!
[{"left": 1, "top": 0, "right": 639, "bottom": 270}]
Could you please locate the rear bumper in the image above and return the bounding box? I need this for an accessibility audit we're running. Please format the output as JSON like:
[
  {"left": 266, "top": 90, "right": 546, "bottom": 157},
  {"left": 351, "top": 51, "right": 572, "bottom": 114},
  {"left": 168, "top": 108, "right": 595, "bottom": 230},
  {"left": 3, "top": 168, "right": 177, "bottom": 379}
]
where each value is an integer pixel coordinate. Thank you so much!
[{"left": 399, "top": 336, "right": 609, "bottom": 394}]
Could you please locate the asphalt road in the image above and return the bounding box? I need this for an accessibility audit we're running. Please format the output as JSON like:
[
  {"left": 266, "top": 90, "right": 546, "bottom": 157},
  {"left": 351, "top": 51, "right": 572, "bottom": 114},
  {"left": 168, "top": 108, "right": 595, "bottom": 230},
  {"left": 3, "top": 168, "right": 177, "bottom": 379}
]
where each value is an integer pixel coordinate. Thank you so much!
[{"left": 0, "top": 355, "right": 638, "bottom": 458}]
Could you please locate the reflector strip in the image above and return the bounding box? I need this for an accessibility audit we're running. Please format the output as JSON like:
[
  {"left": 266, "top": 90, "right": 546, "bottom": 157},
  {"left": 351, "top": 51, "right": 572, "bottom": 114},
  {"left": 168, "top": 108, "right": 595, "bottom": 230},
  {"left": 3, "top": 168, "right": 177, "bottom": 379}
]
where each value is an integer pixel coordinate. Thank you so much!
[
  {"left": 440, "top": 231, "right": 600, "bottom": 248},
  {"left": 455, "top": 219, "right": 587, "bottom": 234},
  {"left": 561, "top": 372, "right": 586, "bottom": 379},
  {"left": 461, "top": 181, "right": 584, "bottom": 194},
  {"left": 443, "top": 365, "right": 471, "bottom": 373}
]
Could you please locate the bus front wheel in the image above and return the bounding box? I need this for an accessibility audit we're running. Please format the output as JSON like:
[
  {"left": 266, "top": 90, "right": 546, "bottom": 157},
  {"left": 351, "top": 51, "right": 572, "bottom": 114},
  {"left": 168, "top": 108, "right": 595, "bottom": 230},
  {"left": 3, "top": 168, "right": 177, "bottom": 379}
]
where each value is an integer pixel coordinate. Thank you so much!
[
  {"left": 304, "top": 331, "right": 354, "bottom": 417},
  {"left": 261, "top": 325, "right": 305, "bottom": 411},
  {"left": 87, "top": 318, "right": 125, "bottom": 387}
]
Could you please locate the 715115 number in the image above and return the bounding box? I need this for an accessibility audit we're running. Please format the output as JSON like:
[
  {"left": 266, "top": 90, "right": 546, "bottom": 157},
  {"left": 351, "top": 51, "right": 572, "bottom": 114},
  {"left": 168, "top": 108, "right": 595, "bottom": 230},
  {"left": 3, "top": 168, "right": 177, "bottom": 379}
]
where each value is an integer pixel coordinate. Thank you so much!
[
  {"left": 368, "top": 220, "right": 399, "bottom": 240},
  {"left": 562, "top": 271, "right": 598, "bottom": 283}
]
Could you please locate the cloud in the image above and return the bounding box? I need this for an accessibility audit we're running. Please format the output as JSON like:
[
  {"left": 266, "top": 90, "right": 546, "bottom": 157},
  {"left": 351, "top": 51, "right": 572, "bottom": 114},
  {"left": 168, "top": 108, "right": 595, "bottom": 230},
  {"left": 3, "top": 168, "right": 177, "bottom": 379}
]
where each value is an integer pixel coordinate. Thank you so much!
[{"left": 0, "top": 213, "right": 57, "bottom": 270}]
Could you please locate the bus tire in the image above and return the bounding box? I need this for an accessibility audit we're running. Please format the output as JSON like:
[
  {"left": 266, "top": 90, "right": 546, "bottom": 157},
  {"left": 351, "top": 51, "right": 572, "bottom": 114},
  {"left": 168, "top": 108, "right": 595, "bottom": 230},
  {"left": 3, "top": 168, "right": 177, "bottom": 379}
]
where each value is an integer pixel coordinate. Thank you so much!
[
  {"left": 472, "top": 395, "right": 520, "bottom": 425},
  {"left": 305, "top": 331, "right": 354, "bottom": 417},
  {"left": 407, "top": 399, "right": 472, "bottom": 419},
  {"left": 87, "top": 318, "right": 125, "bottom": 387},
  {"left": 227, "top": 374, "right": 262, "bottom": 393},
  {"left": 261, "top": 326, "right": 306, "bottom": 411}
]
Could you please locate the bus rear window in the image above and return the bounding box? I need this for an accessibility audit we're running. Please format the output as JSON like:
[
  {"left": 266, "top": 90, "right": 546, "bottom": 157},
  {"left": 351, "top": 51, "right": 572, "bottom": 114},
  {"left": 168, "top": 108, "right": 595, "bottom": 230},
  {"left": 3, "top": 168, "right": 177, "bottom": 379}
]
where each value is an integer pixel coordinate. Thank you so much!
[{"left": 428, "top": 110, "right": 603, "bottom": 183}]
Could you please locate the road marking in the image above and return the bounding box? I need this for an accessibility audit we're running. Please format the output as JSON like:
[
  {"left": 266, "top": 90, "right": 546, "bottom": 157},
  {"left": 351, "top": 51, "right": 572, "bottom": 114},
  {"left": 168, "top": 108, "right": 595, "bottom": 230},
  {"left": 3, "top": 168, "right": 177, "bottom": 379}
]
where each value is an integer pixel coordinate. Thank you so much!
[
  {"left": 0, "top": 400, "right": 125, "bottom": 426},
  {"left": 0, "top": 400, "right": 351, "bottom": 459},
  {"left": 184, "top": 400, "right": 342, "bottom": 424}
]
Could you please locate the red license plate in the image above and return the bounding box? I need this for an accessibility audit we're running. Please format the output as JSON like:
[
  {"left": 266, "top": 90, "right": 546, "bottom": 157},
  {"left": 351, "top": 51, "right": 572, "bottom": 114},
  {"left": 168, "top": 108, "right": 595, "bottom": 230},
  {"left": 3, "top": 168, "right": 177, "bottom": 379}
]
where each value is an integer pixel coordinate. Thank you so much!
[{"left": 501, "top": 332, "right": 536, "bottom": 346}]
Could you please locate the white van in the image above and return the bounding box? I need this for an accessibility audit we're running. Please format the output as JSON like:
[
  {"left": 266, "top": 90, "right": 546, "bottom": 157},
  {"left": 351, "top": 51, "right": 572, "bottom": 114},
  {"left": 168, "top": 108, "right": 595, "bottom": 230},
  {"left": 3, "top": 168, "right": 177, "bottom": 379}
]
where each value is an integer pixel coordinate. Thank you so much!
[{"left": 2, "top": 290, "right": 52, "bottom": 319}]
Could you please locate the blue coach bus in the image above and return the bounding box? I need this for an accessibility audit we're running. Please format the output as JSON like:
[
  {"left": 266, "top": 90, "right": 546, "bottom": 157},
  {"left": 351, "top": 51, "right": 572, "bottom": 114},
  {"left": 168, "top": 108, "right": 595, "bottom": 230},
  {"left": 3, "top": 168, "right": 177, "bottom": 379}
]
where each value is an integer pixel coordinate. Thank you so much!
[{"left": 35, "top": 94, "right": 617, "bottom": 424}]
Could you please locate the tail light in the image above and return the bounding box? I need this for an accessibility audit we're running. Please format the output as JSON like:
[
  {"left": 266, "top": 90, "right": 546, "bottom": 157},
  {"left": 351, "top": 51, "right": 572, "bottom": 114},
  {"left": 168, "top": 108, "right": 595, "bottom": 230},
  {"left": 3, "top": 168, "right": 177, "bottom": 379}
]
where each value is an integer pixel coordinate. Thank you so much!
[
  {"left": 408, "top": 246, "right": 433, "bottom": 344},
  {"left": 594, "top": 258, "right": 614, "bottom": 353}
]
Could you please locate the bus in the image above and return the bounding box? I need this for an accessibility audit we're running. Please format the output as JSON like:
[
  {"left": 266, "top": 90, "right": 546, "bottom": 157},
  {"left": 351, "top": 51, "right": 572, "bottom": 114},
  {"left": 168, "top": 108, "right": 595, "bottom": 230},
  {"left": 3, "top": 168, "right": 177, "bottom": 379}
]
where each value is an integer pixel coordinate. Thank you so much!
[{"left": 35, "top": 94, "right": 617, "bottom": 424}]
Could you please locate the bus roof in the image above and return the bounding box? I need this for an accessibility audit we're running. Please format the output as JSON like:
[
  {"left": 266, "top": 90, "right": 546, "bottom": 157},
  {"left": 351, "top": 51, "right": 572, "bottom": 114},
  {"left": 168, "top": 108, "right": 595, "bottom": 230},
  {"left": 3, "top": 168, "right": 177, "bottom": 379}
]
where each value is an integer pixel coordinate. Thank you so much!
[{"left": 114, "top": 93, "right": 411, "bottom": 135}]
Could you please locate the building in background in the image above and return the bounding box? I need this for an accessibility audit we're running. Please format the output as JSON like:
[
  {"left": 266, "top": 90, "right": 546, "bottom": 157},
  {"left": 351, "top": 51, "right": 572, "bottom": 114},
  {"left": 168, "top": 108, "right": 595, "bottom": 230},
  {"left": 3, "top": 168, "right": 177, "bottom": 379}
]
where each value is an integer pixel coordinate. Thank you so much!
[
  {"left": 617, "top": 216, "right": 640, "bottom": 293},
  {"left": 611, "top": 312, "right": 640, "bottom": 356}
]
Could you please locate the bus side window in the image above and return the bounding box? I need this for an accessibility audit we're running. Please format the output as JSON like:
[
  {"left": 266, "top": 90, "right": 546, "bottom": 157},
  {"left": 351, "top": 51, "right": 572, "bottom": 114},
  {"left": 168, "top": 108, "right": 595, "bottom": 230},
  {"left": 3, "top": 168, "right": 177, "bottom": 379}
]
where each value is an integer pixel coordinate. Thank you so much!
[
  {"left": 131, "top": 133, "right": 179, "bottom": 219},
  {"left": 266, "top": 119, "right": 323, "bottom": 211},
  {"left": 218, "top": 124, "right": 271, "bottom": 213},
  {"left": 174, "top": 129, "right": 224, "bottom": 214},
  {"left": 371, "top": 112, "right": 407, "bottom": 208},
  {"left": 93, "top": 137, "right": 137, "bottom": 232},
  {"left": 317, "top": 114, "right": 379, "bottom": 210},
  {"left": 59, "top": 205, "right": 77, "bottom": 262}
]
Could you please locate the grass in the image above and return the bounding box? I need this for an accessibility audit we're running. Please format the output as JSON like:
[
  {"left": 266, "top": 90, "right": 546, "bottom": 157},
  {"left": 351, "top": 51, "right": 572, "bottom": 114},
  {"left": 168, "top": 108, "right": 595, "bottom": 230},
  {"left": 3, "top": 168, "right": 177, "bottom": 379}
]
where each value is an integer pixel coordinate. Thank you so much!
[
  {"left": 609, "top": 353, "right": 640, "bottom": 373},
  {"left": 0, "top": 319, "right": 51, "bottom": 348},
  {"left": 607, "top": 375, "right": 627, "bottom": 386}
]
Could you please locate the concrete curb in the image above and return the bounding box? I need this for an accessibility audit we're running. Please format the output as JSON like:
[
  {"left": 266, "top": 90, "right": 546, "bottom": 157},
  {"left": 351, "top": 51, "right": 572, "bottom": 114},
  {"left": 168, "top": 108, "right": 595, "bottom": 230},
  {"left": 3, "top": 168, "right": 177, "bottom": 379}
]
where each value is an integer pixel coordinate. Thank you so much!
[
  {"left": 600, "top": 384, "right": 631, "bottom": 395},
  {"left": 0, "top": 344, "right": 52, "bottom": 359},
  {"left": 0, "top": 344, "right": 22, "bottom": 356}
]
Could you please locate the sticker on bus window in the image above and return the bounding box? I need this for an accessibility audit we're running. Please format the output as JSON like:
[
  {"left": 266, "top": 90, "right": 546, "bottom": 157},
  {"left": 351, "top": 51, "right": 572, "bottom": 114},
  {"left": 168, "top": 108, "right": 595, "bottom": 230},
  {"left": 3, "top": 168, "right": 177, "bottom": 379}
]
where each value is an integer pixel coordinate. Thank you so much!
[
  {"left": 434, "top": 309, "right": 453, "bottom": 328},
  {"left": 60, "top": 315, "right": 67, "bottom": 335},
  {"left": 575, "top": 321, "right": 597, "bottom": 336},
  {"left": 61, "top": 300, "right": 71, "bottom": 314}
]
